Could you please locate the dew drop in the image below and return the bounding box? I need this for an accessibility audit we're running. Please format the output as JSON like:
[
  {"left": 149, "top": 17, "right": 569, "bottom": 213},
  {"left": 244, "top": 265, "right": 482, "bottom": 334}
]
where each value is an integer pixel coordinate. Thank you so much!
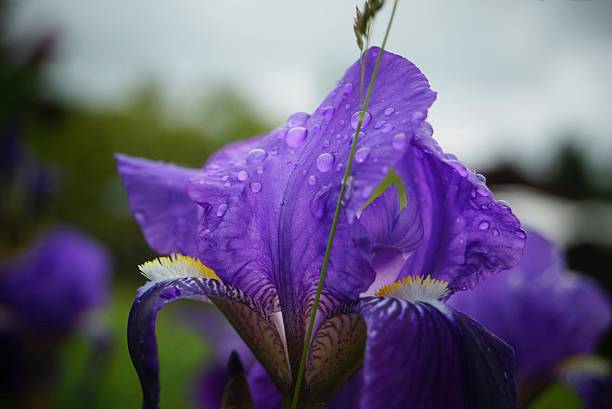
[
  {"left": 343, "top": 83, "right": 354, "bottom": 94},
  {"left": 249, "top": 182, "right": 262, "bottom": 193},
  {"left": 382, "top": 123, "right": 394, "bottom": 134},
  {"left": 492, "top": 228, "right": 500, "bottom": 237},
  {"left": 216, "top": 203, "right": 228, "bottom": 217},
  {"left": 246, "top": 148, "right": 267, "bottom": 163},
  {"left": 478, "top": 220, "right": 490, "bottom": 231},
  {"left": 310, "top": 184, "right": 332, "bottom": 218},
  {"left": 336, "top": 163, "right": 344, "bottom": 172},
  {"left": 362, "top": 185, "right": 374, "bottom": 198},
  {"left": 476, "top": 173, "right": 487, "bottom": 183},
  {"left": 355, "top": 147, "right": 370, "bottom": 164},
  {"left": 256, "top": 166, "right": 264, "bottom": 174},
  {"left": 287, "top": 112, "right": 309, "bottom": 127},
  {"left": 321, "top": 106, "right": 335, "bottom": 120},
  {"left": 415, "top": 121, "right": 433, "bottom": 139},
  {"left": 308, "top": 175, "right": 317, "bottom": 186},
  {"left": 237, "top": 170, "right": 249, "bottom": 181},
  {"left": 134, "top": 210, "right": 146, "bottom": 224},
  {"left": 392, "top": 132, "right": 407, "bottom": 150},
  {"left": 411, "top": 110, "right": 425, "bottom": 124},
  {"left": 384, "top": 107, "right": 395, "bottom": 116},
  {"left": 374, "top": 120, "right": 386, "bottom": 129},
  {"left": 350, "top": 111, "right": 372, "bottom": 130},
  {"left": 276, "top": 128, "right": 288, "bottom": 140},
  {"left": 286, "top": 127, "right": 308, "bottom": 147},
  {"left": 316, "top": 152, "right": 335, "bottom": 172},
  {"left": 322, "top": 139, "right": 330, "bottom": 148}
]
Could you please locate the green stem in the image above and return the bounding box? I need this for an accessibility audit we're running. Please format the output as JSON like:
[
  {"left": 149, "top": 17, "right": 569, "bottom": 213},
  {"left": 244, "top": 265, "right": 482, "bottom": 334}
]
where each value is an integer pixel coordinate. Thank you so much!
[{"left": 289, "top": 1, "right": 400, "bottom": 408}]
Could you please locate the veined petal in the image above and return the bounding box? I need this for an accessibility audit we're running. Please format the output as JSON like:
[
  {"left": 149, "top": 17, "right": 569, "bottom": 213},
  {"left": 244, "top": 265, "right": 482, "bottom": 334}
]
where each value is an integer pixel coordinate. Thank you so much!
[
  {"left": 354, "top": 185, "right": 423, "bottom": 293},
  {"left": 187, "top": 48, "right": 436, "bottom": 369},
  {"left": 115, "top": 153, "right": 202, "bottom": 257},
  {"left": 396, "top": 126, "right": 525, "bottom": 291},
  {"left": 449, "top": 230, "right": 612, "bottom": 387},
  {"left": 332, "top": 297, "right": 517, "bottom": 409},
  {"left": 128, "top": 277, "right": 290, "bottom": 409}
]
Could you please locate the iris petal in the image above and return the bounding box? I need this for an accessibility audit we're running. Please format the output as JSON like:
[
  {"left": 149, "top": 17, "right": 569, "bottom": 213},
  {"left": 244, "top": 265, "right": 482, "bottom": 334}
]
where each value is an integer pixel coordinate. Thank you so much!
[
  {"left": 396, "top": 128, "right": 525, "bottom": 292},
  {"left": 127, "top": 278, "right": 290, "bottom": 409},
  {"left": 333, "top": 297, "right": 517, "bottom": 409},
  {"left": 115, "top": 154, "right": 202, "bottom": 257}
]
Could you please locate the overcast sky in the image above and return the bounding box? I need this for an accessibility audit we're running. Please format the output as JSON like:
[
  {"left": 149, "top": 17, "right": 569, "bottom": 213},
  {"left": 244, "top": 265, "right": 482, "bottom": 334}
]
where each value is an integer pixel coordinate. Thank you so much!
[{"left": 7, "top": 0, "right": 612, "bottom": 169}]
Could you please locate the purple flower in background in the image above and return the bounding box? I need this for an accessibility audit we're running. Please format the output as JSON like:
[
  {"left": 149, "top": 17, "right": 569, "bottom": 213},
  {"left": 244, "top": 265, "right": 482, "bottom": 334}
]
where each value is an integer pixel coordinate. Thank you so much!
[
  {"left": 449, "top": 230, "right": 612, "bottom": 407},
  {"left": 0, "top": 227, "right": 110, "bottom": 330},
  {"left": 0, "top": 227, "right": 111, "bottom": 402},
  {"left": 117, "top": 48, "right": 525, "bottom": 409}
]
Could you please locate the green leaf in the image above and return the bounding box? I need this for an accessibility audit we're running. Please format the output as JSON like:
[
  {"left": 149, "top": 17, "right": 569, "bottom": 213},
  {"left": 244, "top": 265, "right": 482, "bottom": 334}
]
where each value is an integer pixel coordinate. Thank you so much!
[{"left": 528, "top": 382, "right": 583, "bottom": 409}]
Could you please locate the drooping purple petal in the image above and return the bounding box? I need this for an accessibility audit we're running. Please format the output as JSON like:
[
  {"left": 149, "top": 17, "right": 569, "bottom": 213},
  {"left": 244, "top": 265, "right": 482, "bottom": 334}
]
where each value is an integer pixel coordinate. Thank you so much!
[
  {"left": 187, "top": 48, "right": 436, "bottom": 368},
  {"left": 449, "top": 230, "right": 612, "bottom": 388},
  {"left": 128, "top": 278, "right": 290, "bottom": 409},
  {"left": 354, "top": 185, "right": 423, "bottom": 292},
  {"left": 396, "top": 124, "right": 525, "bottom": 292},
  {"left": 0, "top": 227, "right": 110, "bottom": 330},
  {"left": 303, "top": 310, "right": 366, "bottom": 407},
  {"left": 333, "top": 297, "right": 517, "bottom": 409},
  {"left": 115, "top": 153, "right": 203, "bottom": 257}
]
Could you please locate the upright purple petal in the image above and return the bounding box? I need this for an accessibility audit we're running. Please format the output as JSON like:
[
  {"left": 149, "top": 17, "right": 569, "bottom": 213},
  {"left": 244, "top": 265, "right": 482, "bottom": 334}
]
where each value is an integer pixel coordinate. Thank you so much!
[
  {"left": 449, "top": 230, "right": 612, "bottom": 388},
  {"left": 187, "top": 48, "right": 436, "bottom": 368},
  {"left": 0, "top": 227, "right": 110, "bottom": 330},
  {"left": 396, "top": 125, "right": 525, "bottom": 291},
  {"left": 354, "top": 185, "right": 423, "bottom": 292},
  {"left": 333, "top": 298, "right": 517, "bottom": 409},
  {"left": 115, "top": 153, "right": 202, "bottom": 257}
]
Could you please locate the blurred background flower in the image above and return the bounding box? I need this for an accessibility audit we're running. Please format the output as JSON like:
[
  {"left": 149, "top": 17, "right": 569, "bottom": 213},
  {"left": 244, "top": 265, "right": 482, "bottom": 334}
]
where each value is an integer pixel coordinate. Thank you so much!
[{"left": 1, "top": 1, "right": 611, "bottom": 408}]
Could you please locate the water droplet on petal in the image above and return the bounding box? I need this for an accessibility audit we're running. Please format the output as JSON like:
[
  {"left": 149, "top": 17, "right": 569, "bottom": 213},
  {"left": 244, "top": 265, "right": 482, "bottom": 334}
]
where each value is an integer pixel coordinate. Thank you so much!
[
  {"left": 286, "top": 127, "right": 308, "bottom": 147},
  {"left": 237, "top": 170, "right": 249, "bottom": 181},
  {"left": 492, "top": 228, "right": 500, "bottom": 236},
  {"left": 322, "top": 139, "right": 330, "bottom": 148},
  {"left": 310, "top": 184, "right": 332, "bottom": 218},
  {"left": 308, "top": 175, "right": 317, "bottom": 186},
  {"left": 411, "top": 110, "right": 425, "bottom": 124},
  {"left": 287, "top": 112, "right": 309, "bottom": 127},
  {"left": 476, "top": 173, "right": 487, "bottom": 183},
  {"left": 134, "top": 210, "right": 146, "bottom": 224},
  {"left": 374, "top": 120, "right": 386, "bottom": 129},
  {"left": 336, "top": 163, "right": 344, "bottom": 172},
  {"left": 392, "top": 132, "right": 407, "bottom": 150},
  {"left": 362, "top": 185, "right": 374, "bottom": 198},
  {"left": 216, "top": 203, "right": 228, "bottom": 217},
  {"left": 382, "top": 123, "right": 394, "bottom": 134},
  {"left": 355, "top": 147, "right": 370, "bottom": 164},
  {"left": 478, "top": 221, "right": 490, "bottom": 230},
  {"left": 321, "top": 106, "right": 335, "bottom": 120},
  {"left": 256, "top": 166, "right": 264, "bottom": 174},
  {"left": 350, "top": 111, "right": 371, "bottom": 130},
  {"left": 384, "top": 107, "right": 395, "bottom": 116},
  {"left": 316, "top": 152, "right": 335, "bottom": 172},
  {"left": 249, "top": 182, "right": 262, "bottom": 193},
  {"left": 276, "top": 128, "right": 288, "bottom": 140},
  {"left": 246, "top": 148, "right": 267, "bottom": 163},
  {"left": 415, "top": 121, "right": 433, "bottom": 139},
  {"left": 343, "top": 83, "right": 354, "bottom": 94}
]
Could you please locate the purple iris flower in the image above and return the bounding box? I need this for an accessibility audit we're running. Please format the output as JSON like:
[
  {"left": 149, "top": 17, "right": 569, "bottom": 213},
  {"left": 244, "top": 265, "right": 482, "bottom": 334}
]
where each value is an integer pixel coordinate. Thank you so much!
[
  {"left": 117, "top": 48, "right": 525, "bottom": 409},
  {"left": 0, "top": 227, "right": 111, "bottom": 401},
  {"left": 449, "top": 230, "right": 612, "bottom": 407},
  {"left": 0, "top": 227, "right": 110, "bottom": 331}
]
